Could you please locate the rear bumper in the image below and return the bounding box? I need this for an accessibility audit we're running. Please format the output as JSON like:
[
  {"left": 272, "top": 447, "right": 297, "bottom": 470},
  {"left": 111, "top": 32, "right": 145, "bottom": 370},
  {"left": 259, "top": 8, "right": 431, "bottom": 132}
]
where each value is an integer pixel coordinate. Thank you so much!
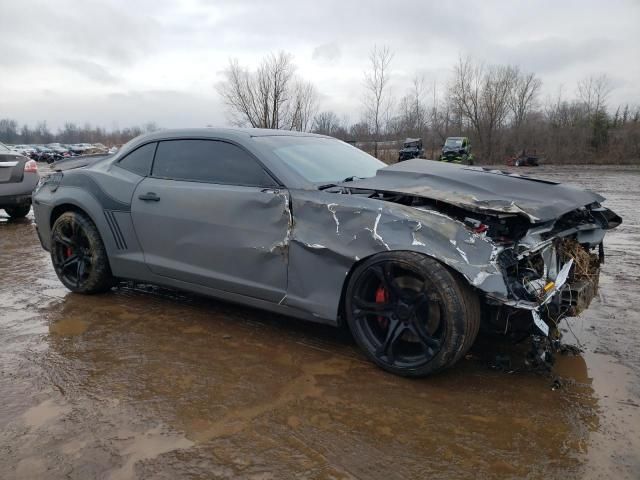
[
  {"left": 0, "top": 193, "right": 32, "bottom": 207},
  {"left": 0, "top": 172, "right": 39, "bottom": 207}
]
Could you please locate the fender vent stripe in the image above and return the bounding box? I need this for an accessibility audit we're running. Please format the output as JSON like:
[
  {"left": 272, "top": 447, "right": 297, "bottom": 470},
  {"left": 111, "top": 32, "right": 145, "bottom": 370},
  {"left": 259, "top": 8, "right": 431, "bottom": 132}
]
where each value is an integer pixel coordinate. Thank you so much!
[{"left": 104, "top": 210, "right": 127, "bottom": 250}]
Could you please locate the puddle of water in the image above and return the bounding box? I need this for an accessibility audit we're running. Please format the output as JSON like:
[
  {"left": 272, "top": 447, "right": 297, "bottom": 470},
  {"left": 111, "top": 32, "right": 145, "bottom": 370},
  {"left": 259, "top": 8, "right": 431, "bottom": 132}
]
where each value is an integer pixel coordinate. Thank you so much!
[
  {"left": 581, "top": 352, "right": 640, "bottom": 479},
  {"left": 109, "top": 427, "right": 194, "bottom": 480},
  {"left": 22, "top": 398, "right": 71, "bottom": 428},
  {"left": 0, "top": 166, "right": 639, "bottom": 479},
  {"left": 49, "top": 317, "right": 89, "bottom": 336}
]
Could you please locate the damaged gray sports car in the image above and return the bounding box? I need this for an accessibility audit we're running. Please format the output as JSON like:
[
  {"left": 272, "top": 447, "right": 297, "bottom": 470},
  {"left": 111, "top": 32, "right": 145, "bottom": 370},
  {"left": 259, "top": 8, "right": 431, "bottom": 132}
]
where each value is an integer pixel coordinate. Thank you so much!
[{"left": 32, "top": 129, "right": 621, "bottom": 376}]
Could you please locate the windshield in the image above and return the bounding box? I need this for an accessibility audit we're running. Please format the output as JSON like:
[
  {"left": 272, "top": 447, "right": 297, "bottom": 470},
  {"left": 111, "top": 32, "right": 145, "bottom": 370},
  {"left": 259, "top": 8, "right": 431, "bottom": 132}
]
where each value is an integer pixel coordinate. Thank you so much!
[
  {"left": 0, "top": 142, "right": 10, "bottom": 153},
  {"left": 445, "top": 138, "right": 463, "bottom": 147},
  {"left": 254, "top": 136, "right": 385, "bottom": 184}
]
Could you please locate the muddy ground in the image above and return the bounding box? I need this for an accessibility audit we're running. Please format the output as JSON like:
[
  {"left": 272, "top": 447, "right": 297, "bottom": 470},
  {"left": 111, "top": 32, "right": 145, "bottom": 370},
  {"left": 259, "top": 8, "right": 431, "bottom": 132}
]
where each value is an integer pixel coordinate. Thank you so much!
[{"left": 1, "top": 165, "right": 638, "bottom": 479}]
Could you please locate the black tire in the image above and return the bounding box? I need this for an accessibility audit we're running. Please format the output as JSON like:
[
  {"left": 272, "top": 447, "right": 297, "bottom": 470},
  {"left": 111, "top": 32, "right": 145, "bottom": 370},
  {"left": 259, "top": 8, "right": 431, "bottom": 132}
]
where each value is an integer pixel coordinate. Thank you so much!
[
  {"left": 345, "top": 251, "right": 480, "bottom": 377},
  {"left": 4, "top": 204, "right": 31, "bottom": 218},
  {"left": 50, "top": 211, "right": 115, "bottom": 294}
]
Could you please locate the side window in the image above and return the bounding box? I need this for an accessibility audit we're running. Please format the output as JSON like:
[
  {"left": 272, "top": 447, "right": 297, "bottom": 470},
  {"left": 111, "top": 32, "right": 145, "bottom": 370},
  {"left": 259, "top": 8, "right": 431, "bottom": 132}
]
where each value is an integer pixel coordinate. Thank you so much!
[
  {"left": 118, "top": 143, "right": 156, "bottom": 176},
  {"left": 152, "top": 139, "right": 276, "bottom": 186}
]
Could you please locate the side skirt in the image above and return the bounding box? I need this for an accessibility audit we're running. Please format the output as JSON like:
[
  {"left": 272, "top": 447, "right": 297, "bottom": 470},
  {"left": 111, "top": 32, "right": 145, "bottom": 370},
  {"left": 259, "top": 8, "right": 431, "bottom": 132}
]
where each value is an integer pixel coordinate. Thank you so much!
[{"left": 113, "top": 270, "right": 339, "bottom": 327}]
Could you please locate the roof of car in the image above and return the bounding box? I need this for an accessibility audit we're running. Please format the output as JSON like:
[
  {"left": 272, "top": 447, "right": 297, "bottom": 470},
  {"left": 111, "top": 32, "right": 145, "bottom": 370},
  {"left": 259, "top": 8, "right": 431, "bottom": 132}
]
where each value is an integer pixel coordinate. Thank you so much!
[
  {"left": 110, "top": 128, "right": 335, "bottom": 184},
  {"left": 137, "top": 127, "right": 329, "bottom": 142}
]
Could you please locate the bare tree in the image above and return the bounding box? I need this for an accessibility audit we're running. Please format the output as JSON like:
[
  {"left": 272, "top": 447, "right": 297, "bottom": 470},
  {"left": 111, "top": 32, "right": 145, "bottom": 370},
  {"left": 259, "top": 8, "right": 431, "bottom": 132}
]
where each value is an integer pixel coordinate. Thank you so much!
[
  {"left": 450, "top": 56, "right": 517, "bottom": 161},
  {"left": 397, "top": 75, "right": 427, "bottom": 137},
  {"left": 362, "top": 45, "right": 394, "bottom": 157},
  {"left": 289, "top": 80, "right": 318, "bottom": 132},
  {"left": 578, "top": 74, "right": 612, "bottom": 117},
  {"left": 509, "top": 69, "right": 542, "bottom": 129},
  {"left": 312, "top": 111, "right": 341, "bottom": 135},
  {"left": 218, "top": 52, "right": 318, "bottom": 131},
  {"left": 577, "top": 74, "right": 613, "bottom": 150}
]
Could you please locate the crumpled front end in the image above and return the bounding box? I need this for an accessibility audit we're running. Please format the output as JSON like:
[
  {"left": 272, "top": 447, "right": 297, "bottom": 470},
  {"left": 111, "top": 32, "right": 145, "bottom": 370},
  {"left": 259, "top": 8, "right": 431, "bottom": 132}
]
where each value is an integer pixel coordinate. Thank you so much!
[
  {"left": 355, "top": 182, "right": 622, "bottom": 339},
  {"left": 483, "top": 205, "right": 621, "bottom": 338}
]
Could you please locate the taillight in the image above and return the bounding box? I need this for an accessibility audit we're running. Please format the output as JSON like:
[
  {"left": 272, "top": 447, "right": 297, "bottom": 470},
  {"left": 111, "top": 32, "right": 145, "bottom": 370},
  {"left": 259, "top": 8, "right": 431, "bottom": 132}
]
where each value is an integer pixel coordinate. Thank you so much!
[{"left": 24, "top": 159, "right": 38, "bottom": 173}]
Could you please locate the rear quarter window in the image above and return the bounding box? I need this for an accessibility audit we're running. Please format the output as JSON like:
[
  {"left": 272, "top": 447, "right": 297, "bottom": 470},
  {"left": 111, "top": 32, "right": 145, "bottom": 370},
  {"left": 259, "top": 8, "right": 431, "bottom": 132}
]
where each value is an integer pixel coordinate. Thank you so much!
[{"left": 117, "top": 143, "right": 157, "bottom": 176}]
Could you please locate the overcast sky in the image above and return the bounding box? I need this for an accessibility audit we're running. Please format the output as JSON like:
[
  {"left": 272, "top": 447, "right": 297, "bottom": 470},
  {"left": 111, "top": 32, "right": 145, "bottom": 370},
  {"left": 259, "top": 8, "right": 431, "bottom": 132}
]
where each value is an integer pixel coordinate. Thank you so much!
[{"left": 1, "top": 0, "right": 638, "bottom": 131}]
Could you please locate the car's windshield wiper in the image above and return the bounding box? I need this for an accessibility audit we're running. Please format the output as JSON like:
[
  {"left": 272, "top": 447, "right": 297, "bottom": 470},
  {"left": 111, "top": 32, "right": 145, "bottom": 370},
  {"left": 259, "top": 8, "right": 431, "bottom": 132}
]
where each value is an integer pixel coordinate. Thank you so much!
[{"left": 318, "top": 176, "right": 362, "bottom": 190}]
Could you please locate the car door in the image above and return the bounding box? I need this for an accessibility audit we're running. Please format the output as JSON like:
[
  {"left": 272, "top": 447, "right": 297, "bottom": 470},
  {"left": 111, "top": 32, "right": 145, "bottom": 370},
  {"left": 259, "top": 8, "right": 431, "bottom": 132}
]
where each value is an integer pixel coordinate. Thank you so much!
[{"left": 131, "top": 139, "right": 289, "bottom": 303}]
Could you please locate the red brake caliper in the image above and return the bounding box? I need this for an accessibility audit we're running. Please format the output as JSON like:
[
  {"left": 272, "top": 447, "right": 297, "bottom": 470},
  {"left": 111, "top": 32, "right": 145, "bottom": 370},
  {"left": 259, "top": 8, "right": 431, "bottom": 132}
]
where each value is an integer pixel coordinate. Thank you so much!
[
  {"left": 65, "top": 247, "right": 73, "bottom": 258},
  {"left": 375, "top": 285, "right": 389, "bottom": 328}
]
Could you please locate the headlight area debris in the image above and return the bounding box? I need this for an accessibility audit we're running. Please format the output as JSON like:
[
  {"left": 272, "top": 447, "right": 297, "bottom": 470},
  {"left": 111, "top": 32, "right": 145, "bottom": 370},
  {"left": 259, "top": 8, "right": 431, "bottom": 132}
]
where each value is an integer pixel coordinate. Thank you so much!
[{"left": 479, "top": 236, "right": 607, "bottom": 384}]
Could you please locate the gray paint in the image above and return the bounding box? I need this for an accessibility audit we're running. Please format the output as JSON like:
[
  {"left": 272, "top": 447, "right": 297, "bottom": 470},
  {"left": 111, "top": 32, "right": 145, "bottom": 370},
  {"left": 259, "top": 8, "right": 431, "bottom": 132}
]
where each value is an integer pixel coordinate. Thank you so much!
[
  {"left": 341, "top": 160, "right": 605, "bottom": 223},
  {"left": 0, "top": 171, "right": 38, "bottom": 202},
  {"left": 33, "top": 128, "right": 619, "bottom": 327},
  {"left": 0, "top": 152, "right": 38, "bottom": 206},
  {"left": 284, "top": 189, "right": 504, "bottom": 320},
  {"left": 131, "top": 178, "right": 289, "bottom": 303}
]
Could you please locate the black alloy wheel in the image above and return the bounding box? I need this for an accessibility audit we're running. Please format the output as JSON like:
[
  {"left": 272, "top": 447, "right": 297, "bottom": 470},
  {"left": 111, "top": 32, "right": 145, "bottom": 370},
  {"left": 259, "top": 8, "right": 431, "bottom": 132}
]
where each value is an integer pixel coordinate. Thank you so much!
[
  {"left": 345, "top": 252, "right": 480, "bottom": 377},
  {"left": 51, "top": 211, "right": 114, "bottom": 293}
]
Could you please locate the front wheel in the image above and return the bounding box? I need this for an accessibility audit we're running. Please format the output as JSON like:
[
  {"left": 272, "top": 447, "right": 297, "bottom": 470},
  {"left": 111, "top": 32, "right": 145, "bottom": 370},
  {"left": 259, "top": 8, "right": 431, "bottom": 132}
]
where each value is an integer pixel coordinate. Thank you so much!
[
  {"left": 345, "top": 252, "right": 480, "bottom": 377},
  {"left": 4, "top": 204, "right": 31, "bottom": 218},
  {"left": 50, "top": 211, "right": 115, "bottom": 293}
]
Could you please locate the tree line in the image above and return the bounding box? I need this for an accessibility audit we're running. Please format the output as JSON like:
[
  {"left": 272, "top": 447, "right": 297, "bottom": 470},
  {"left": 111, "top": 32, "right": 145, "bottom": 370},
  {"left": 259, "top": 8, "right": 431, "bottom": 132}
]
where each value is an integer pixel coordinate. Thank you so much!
[
  {"left": 0, "top": 120, "right": 159, "bottom": 146},
  {"left": 218, "top": 49, "right": 640, "bottom": 164},
  {"left": 2, "top": 48, "right": 639, "bottom": 164}
]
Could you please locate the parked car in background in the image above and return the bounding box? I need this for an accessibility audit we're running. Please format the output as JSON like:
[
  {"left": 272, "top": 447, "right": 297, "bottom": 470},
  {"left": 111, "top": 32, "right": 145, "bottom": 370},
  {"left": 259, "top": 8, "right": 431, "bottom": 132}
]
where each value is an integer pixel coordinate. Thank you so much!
[
  {"left": 32, "top": 128, "right": 622, "bottom": 377},
  {"left": 31, "top": 146, "right": 58, "bottom": 163},
  {"left": 92, "top": 143, "right": 108, "bottom": 152},
  {"left": 397, "top": 138, "right": 425, "bottom": 162},
  {"left": 440, "top": 137, "right": 474, "bottom": 164},
  {"left": 47, "top": 143, "right": 69, "bottom": 154},
  {"left": 0, "top": 142, "right": 39, "bottom": 218},
  {"left": 507, "top": 150, "right": 541, "bottom": 167},
  {"left": 12, "top": 144, "right": 36, "bottom": 156},
  {"left": 69, "top": 143, "right": 93, "bottom": 154}
]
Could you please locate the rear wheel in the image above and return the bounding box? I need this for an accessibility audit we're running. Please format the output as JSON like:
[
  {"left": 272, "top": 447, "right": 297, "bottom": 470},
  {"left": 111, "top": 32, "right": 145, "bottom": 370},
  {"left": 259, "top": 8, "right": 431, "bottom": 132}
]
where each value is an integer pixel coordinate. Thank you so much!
[
  {"left": 4, "top": 204, "right": 31, "bottom": 218},
  {"left": 345, "top": 252, "right": 480, "bottom": 377},
  {"left": 50, "top": 211, "right": 115, "bottom": 293}
]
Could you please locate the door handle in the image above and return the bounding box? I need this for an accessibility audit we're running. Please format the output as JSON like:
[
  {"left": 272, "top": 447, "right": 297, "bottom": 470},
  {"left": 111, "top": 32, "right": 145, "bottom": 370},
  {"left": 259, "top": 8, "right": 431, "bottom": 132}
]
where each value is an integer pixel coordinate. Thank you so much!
[{"left": 138, "top": 192, "right": 160, "bottom": 201}]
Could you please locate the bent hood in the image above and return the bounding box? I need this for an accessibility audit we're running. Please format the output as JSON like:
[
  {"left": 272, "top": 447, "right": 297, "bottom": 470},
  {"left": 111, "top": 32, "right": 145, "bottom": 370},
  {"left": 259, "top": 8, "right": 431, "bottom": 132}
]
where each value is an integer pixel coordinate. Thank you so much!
[{"left": 341, "top": 159, "right": 604, "bottom": 223}]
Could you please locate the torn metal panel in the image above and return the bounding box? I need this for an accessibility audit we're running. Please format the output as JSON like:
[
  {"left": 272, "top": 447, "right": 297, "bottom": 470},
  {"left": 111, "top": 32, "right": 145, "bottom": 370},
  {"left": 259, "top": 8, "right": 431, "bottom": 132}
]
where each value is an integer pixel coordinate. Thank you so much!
[
  {"left": 340, "top": 159, "right": 605, "bottom": 223},
  {"left": 284, "top": 189, "right": 508, "bottom": 321},
  {"left": 269, "top": 190, "right": 294, "bottom": 260}
]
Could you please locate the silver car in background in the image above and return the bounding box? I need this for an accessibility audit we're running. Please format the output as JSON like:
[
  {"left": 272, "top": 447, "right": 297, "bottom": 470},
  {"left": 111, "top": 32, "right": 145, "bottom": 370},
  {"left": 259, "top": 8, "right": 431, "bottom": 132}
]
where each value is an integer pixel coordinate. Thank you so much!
[{"left": 0, "top": 142, "right": 39, "bottom": 218}]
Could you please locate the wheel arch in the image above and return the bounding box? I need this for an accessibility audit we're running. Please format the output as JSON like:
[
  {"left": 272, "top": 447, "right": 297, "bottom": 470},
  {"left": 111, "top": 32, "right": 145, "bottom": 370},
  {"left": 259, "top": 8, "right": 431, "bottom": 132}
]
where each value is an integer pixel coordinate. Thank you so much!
[
  {"left": 47, "top": 192, "right": 120, "bottom": 261},
  {"left": 50, "top": 202, "right": 97, "bottom": 229}
]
